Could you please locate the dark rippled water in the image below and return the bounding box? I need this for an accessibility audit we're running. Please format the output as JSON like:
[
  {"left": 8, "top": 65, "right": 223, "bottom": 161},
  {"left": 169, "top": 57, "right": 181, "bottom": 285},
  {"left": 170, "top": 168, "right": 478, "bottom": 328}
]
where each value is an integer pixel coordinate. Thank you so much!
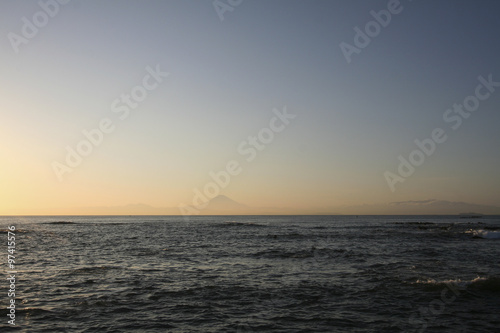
[{"left": 1, "top": 215, "right": 499, "bottom": 332}]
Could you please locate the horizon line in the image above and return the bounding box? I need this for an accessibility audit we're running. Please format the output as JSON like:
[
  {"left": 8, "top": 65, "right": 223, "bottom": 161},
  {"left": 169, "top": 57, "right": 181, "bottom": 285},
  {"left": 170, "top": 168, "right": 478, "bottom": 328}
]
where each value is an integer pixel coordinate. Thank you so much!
[{"left": 1, "top": 214, "right": 495, "bottom": 217}]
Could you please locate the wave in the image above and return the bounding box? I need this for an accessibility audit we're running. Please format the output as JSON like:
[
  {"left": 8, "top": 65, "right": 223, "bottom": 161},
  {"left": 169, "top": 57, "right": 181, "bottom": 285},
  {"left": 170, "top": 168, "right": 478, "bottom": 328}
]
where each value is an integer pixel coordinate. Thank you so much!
[
  {"left": 465, "top": 229, "right": 500, "bottom": 239},
  {"left": 414, "top": 276, "right": 500, "bottom": 292},
  {"left": 252, "top": 247, "right": 355, "bottom": 260},
  {"left": 393, "top": 222, "right": 436, "bottom": 225},
  {"left": 43, "top": 221, "right": 76, "bottom": 224},
  {"left": 264, "top": 232, "right": 312, "bottom": 240},
  {"left": 64, "top": 265, "right": 122, "bottom": 275},
  {"left": 0, "top": 307, "right": 54, "bottom": 317},
  {"left": 0, "top": 228, "right": 30, "bottom": 234},
  {"left": 213, "top": 221, "right": 267, "bottom": 227}
]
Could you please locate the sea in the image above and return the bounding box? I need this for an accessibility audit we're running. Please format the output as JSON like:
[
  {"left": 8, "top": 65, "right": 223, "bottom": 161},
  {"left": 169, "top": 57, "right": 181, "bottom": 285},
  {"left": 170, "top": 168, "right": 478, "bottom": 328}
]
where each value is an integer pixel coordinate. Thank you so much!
[{"left": 1, "top": 215, "right": 499, "bottom": 332}]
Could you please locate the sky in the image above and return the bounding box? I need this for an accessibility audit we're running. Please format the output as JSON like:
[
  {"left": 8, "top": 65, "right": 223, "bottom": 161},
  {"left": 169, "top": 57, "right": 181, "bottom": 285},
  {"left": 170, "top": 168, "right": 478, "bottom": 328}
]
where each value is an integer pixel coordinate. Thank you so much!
[{"left": 1, "top": 0, "right": 499, "bottom": 215}]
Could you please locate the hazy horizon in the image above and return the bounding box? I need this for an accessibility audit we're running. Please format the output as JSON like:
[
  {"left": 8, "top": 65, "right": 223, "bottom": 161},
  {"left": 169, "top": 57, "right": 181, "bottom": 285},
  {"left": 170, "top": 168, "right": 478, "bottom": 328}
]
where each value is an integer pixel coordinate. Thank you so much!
[{"left": 4, "top": 194, "right": 500, "bottom": 216}]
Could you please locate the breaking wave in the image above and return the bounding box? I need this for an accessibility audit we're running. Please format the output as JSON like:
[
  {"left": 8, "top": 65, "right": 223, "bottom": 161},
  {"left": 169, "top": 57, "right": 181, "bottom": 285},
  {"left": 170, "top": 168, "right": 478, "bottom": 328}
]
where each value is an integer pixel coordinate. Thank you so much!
[
  {"left": 414, "top": 276, "right": 500, "bottom": 291},
  {"left": 465, "top": 229, "right": 500, "bottom": 239}
]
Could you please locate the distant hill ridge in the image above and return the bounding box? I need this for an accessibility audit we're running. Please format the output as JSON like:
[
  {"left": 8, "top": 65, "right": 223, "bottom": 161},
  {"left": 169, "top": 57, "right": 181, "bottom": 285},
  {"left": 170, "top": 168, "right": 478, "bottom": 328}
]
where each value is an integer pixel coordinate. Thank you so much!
[{"left": 11, "top": 197, "right": 500, "bottom": 215}]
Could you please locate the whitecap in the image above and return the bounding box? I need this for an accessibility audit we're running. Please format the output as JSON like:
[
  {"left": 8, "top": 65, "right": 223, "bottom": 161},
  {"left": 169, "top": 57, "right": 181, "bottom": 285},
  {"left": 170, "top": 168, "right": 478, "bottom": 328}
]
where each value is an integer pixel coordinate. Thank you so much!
[{"left": 465, "top": 229, "right": 500, "bottom": 239}]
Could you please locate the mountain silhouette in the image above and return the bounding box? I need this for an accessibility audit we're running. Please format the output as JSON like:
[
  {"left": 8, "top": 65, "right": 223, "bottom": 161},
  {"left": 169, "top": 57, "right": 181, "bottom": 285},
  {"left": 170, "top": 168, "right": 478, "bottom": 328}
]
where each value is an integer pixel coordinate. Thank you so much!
[
  {"left": 206, "top": 195, "right": 248, "bottom": 211},
  {"left": 15, "top": 197, "right": 500, "bottom": 215}
]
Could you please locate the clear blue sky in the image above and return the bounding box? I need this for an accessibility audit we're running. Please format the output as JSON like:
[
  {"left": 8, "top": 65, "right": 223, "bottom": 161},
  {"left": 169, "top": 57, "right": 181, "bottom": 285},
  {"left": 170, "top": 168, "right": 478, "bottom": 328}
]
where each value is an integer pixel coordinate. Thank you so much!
[{"left": 1, "top": 0, "right": 499, "bottom": 214}]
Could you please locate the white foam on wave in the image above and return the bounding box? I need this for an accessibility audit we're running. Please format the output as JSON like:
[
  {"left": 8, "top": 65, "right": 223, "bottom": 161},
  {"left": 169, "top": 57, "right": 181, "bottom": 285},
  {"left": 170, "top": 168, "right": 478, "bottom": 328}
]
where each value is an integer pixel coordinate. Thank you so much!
[
  {"left": 415, "top": 276, "right": 488, "bottom": 287},
  {"left": 465, "top": 229, "right": 500, "bottom": 239},
  {"left": 414, "top": 276, "right": 500, "bottom": 292}
]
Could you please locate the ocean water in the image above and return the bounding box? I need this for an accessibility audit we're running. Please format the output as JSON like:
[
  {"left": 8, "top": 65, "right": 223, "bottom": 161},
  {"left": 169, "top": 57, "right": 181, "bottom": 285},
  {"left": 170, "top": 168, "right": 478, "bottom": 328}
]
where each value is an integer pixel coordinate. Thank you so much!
[{"left": 1, "top": 215, "right": 499, "bottom": 332}]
